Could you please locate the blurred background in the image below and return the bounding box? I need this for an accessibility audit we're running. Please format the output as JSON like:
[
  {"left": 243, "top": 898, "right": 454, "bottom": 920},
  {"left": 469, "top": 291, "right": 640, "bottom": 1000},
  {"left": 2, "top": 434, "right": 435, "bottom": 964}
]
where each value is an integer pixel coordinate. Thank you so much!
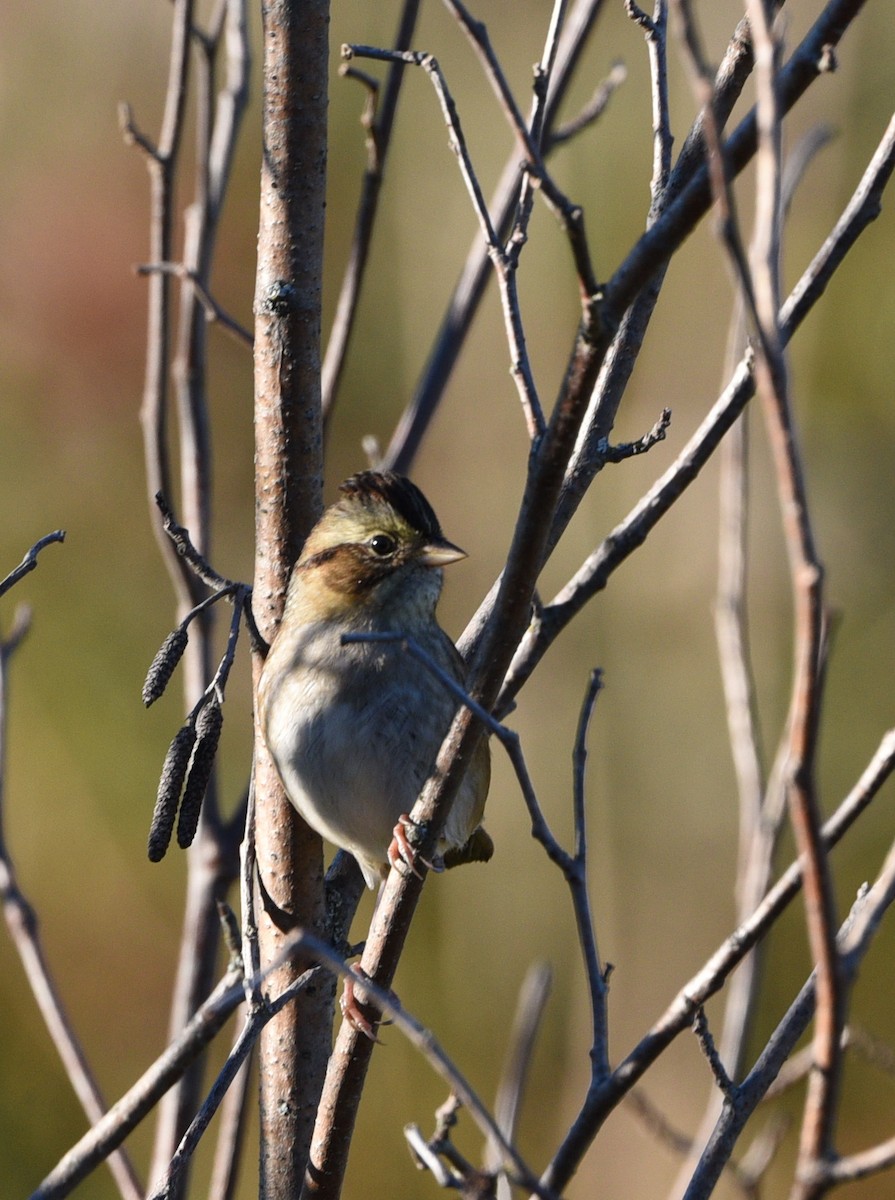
[{"left": 1, "top": 2, "right": 894, "bottom": 1197}]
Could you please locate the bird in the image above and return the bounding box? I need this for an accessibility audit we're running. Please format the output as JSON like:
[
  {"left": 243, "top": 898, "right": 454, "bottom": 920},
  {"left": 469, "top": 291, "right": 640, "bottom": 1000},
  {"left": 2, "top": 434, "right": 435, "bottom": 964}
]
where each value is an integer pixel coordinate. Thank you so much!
[{"left": 257, "top": 470, "right": 492, "bottom": 893}]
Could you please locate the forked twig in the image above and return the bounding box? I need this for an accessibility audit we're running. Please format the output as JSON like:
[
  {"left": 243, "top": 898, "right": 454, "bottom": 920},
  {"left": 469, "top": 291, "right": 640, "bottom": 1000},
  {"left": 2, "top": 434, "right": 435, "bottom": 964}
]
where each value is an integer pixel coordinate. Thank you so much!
[
  {"left": 383, "top": 0, "right": 615, "bottom": 473},
  {"left": 342, "top": 42, "right": 545, "bottom": 437},
  {"left": 496, "top": 109, "right": 895, "bottom": 714},
  {"left": 136, "top": 262, "right": 253, "bottom": 347}
]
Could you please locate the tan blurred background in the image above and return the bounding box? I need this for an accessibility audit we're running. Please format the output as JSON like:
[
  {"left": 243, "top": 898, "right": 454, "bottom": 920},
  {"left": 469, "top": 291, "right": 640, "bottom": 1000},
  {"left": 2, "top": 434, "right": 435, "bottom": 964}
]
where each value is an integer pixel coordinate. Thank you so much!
[{"left": 1, "top": 2, "right": 894, "bottom": 1197}]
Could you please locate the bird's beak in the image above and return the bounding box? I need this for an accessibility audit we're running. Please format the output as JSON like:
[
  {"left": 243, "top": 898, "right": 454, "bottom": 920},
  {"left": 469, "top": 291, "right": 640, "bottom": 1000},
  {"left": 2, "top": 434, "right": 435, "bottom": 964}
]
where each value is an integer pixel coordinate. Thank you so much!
[{"left": 419, "top": 538, "right": 467, "bottom": 568}]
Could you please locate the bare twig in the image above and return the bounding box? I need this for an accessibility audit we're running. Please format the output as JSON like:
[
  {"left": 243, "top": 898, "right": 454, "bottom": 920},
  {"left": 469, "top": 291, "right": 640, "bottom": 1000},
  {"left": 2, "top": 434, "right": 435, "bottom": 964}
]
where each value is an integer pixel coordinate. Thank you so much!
[
  {"left": 761, "top": 1024, "right": 895, "bottom": 1104},
  {"left": 291, "top": 928, "right": 551, "bottom": 1199},
  {"left": 546, "top": 60, "right": 626, "bottom": 148},
  {"left": 1, "top": 616, "right": 142, "bottom": 1200},
  {"left": 136, "top": 262, "right": 253, "bottom": 347},
  {"left": 146, "top": 966, "right": 322, "bottom": 1200},
  {"left": 30, "top": 969, "right": 243, "bottom": 1200},
  {"left": 569, "top": 670, "right": 609, "bottom": 1077},
  {"left": 537, "top": 727, "right": 895, "bottom": 1195},
  {"left": 626, "top": 1088, "right": 693, "bottom": 1156},
  {"left": 814, "top": 1137, "right": 895, "bottom": 1186},
  {"left": 465, "top": 1, "right": 867, "bottom": 674},
  {"left": 549, "top": 8, "right": 759, "bottom": 565},
  {"left": 720, "top": 9, "right": 842, "bottom": 1193},
  {"left": 487, "top": 963, "right": 552, "bottom": 1196},
  {"left": 322, "top": 0, "right": 421, "bottom": 421},
  {"left": 125, "top": 8, "right": 252, "bottom": 1185},
  {"left": 675, "top": 120, "right": 835, "bottom": 1200},
  {"left": 692, "top": 1008, "right": 735, "bottom": 1099},
  {"left": 597, "top": 407, "right": 671, "bottom": 463},
  {"left": 384, "top": 0, "right": 611, "bottom": 473},
  {"left": 0, "top": 531, "right": 65, "bottom": 601},
  {"left": 155, "top": 492, "right": 236, "bottom": 592},
  {"left": 342, "top": 42, "right": 545, "bottom": 437},
  {"left": 626, "top": 1, "right": 672, "bottom": 213},
  {"left": 497, "top": 108, "right": 895, "bottom": 713},
  {"left": 443, "top": 0, "right": 599, "bottom": 299},
  {"left": 206, "top": 1045, "right": 253, "bottom": 1200},
  {"left": 608, "top": 0, "right": 869, "bottom": 323},
  {"left": 683, "top": 838, "right": 895, "bottom": 1200},
  {"left": 121, "top": 0, "right": 196, "bottom": 610}
]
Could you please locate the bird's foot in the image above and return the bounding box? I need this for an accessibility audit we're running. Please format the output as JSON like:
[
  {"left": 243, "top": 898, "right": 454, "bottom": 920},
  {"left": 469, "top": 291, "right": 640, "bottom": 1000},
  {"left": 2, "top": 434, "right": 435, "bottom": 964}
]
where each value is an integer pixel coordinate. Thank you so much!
[
  {"left": 340, "top": 966, "right": 379, "bottom": 1041},
  {"left": 339, "top": 965, "right": 390, "bottom": 1042},
  {"left": 388, "top": 814, "right": 444, "bottom": 880}
]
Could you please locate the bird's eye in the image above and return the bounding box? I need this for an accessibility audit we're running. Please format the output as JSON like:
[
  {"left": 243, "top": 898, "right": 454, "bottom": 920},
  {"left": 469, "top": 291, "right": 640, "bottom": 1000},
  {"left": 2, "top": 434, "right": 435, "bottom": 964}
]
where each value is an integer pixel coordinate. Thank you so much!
[{"left": 368, "top": 534, "right": 397, "bottom": 557}]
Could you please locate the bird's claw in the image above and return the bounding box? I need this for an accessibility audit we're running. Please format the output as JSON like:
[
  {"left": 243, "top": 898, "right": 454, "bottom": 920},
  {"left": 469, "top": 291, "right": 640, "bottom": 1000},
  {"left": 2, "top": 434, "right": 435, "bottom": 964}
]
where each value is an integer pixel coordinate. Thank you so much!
[
  {"left": 340, "top": 967, "right": 381, "bottom": 1042},
  {"left": 387, "top": 814, "right": 444, "bottom": 879},
  {"left": 339, "top": 966, "right": 397, "bottom": 1042}
]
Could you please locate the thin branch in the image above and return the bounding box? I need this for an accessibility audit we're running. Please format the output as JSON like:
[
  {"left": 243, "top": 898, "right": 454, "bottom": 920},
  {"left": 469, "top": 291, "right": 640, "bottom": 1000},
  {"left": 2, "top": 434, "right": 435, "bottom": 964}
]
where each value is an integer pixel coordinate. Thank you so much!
[
  {"left": 206, "top": 1040, "right": 252, "bottom": 1200},
  {"left": 761, "top": 1024, "right": 895, "bottom": 1103},
  {"left": 546, "top": 8, "right": 760, "bottom": 573},
  {"left": 598, "top": 407, "right": 671, "bottom": 463},
  {"left": 322, "top": 0, "right": 421, "bottom": 421},
  {"left": 123, "top": 0, "right": 196, "bottom": 609},
  {"left": 0, "top": 531, "right": 66, "bottom": 601},
  {"left": 570, "top": 670, "right": 610, "bottom": 1079},
  {"left": 626, "top": 1088, "right": 693, "bottom": 1156},
  {"left": 155, "top": 492, "right": 237, "bottom": 592},
  {"left": 692, "top": 1008, "right": 735, "bottom": 1099},
  {"left": 342, "top": 43, "right": 546, "bottom": 437},
  {"left": 546, "top": 60, "right": 626, "bottom": 149},
  {"left": 286, "top": 929, "right": 553, "bottom": 1199},
  {"left": 675, "top": 120, "right": 834, "bottom": 1200},
  {"left": 487, "top": 963, "right": 553, "bottom": 1193},
  {"left": 126, "top": 9, "right": 251, "bottom": 1185},
  {"left": 683, "top": 837, "right": 895, "bottom": 1200},
  {"left": 0, "top": 619, "right": 142, "bottom": 1200},
  {"left": 815, "top": 1138, "right": 895, "bottom": 1186},
  {"left": 30, "top": 969, "right": 243, "bottom": 1200},
  {"left": 729, "top": 8, "right": 841, "bottom": 1192},
  {"left": 607, "top": 0, "right": 869, "bottom": 325},
  {"left": 146, "top": 967, "right": 322, "bottom": 1200},
  {"left": 537, "top": 727, "right": 895, "bottom": 1195},
  {"left": 406, "top": 1100, "right": 483, "bottom": 1190},
  {"left": 443, "top": 0, "right": 599, "bottom": 299},
  {"left": 136, "top": 262, "right": 253, "bottom": 347},
  {"left": 461, "top": 4, "right": 781, "bottom": 669},
  {"left": 625, "top": 1, "right": 672, "bottom": 214},
  {"left": 383, "top": 0, "right": 610, "bottom": 473},
  {"left": 497, "top": 108, "right": 895, "bottom": 713}
]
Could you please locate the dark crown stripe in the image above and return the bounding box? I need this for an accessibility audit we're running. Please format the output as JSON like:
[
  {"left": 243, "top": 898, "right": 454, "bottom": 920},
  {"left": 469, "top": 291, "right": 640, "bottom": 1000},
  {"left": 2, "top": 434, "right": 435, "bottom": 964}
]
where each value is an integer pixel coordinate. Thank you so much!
[{"left": 339, "top": 471, "right": 443, "bottom": 540}]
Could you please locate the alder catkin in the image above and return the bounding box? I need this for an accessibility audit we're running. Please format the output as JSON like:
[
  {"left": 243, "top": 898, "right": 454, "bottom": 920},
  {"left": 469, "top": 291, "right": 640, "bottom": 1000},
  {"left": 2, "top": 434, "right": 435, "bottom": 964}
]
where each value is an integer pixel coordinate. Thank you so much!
[
  {"left": 147, "top": 723, "right": 196, "bottom": 861},
  {"left": 176, "top": 701, "right": 223, "bottom": 849},
  {"left": 142, "top": 626, "right": 189, "bottom": 707}
]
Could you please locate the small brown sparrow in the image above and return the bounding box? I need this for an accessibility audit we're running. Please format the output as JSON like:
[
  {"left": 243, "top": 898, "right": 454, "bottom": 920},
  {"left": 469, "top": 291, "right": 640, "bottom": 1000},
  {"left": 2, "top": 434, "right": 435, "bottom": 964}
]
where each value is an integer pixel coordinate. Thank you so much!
[{"left": 257, "top": 471, "right": 492, "bottom": 891}]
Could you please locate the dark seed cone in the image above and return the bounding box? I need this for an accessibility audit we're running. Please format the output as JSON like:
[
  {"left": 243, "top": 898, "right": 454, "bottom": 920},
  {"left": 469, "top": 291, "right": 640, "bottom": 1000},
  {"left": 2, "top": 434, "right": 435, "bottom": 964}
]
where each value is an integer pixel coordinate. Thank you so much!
[
  {"left": 148, "top": 723, "right": 196, "bottom": 861},
  {"left": 142, "top": 627, "right": 189, "bottom": 706},
  {"left": 176, "top": 701, "right": 223, "bottom": 849}
]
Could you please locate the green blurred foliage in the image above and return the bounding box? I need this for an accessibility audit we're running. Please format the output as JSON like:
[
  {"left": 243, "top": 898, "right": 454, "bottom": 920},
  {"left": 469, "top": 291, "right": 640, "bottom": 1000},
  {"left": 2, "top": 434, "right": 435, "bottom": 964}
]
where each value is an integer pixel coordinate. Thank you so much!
[{"left": 1, "top": 2, "right": 894, "bottom": 1198}]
